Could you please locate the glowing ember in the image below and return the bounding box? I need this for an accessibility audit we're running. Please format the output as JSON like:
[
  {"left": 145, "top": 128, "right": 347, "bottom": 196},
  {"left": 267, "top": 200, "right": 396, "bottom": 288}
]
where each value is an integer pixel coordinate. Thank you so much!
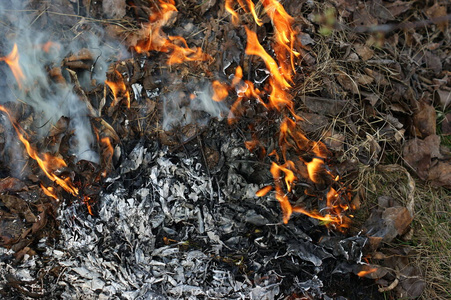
[{"left": 0, "top": 43, "right": 26, "bottom": 89}]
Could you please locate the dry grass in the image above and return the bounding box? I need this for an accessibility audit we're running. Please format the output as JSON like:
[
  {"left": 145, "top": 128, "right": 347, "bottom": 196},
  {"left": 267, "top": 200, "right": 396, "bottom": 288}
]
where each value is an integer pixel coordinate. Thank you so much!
[
  {"left": 412, "top": 184, "right": 451, "bottom": 299},
  {"left": 354, "top": 166, "right": 451, "bottom": 299}
]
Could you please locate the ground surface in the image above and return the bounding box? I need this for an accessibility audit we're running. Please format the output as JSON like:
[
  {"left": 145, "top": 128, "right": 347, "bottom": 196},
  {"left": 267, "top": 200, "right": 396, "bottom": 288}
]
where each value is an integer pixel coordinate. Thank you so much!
[{"left": 0, "top": 0, "right": 450, "bottom": 299}]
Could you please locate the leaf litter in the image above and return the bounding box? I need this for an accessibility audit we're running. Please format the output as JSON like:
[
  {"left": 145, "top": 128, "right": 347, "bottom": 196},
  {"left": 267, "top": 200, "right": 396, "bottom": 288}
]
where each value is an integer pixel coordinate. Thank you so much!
[{"left": 0, "top": 0, "right": 449, "bottom": 299}]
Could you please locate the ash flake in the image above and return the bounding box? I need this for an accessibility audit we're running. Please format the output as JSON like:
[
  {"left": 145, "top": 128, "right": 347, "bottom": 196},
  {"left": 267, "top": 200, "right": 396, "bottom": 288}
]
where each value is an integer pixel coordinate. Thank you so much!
[{"left": 131, "top": 83, "right": 142, "bottom": 100}]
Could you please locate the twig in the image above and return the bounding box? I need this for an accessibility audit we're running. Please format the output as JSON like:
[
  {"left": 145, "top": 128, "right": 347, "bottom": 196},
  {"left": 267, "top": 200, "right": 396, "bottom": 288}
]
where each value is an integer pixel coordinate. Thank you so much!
[
  {"left": 378, "top": 278, "right": 399, "bottom": 293},
  {"left": 353, "top": 14, "right": 451, "bottom": 33}
]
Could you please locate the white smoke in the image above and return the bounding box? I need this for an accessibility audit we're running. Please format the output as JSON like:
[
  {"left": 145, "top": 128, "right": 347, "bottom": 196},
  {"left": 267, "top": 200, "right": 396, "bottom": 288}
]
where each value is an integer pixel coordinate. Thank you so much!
[
  {"left": 162, "top": 84, "right": 228, "bottom": 131},
  {"left": 0, "top": 1, "right": 127, "bottom": 164}
]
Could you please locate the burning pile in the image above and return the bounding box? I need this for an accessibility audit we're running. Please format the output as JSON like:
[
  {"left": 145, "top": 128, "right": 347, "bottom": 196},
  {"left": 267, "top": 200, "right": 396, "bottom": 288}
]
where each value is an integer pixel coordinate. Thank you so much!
[{"left": 0, "top": 0, "right": 431, "bottom": 298}]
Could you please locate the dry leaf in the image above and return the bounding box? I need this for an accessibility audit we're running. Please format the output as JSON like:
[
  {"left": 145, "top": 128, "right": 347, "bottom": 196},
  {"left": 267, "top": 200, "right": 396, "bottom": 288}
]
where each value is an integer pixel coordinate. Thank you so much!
[
  {"left": 427, "top": 161, "right": 451, "bottom": 188},
  {"left": 382, "top": 207, "right": 413, "bottom": 236},
  {"left": 301, "top": 96, "right": 347, "bottom": 116},
  {"left": 337, "top": 74, "right": 359, "bottom": 94},
  {"left": 398, "top": 266, "right": 426, "bottom": 298},
  {"left": 354, "top": 44, "right": 374, "bottom": 61},
  {"left": 413, "top": 100, "right": 436, "bottom": 137},
  {"left": 355, "top": 73, "right": 374, "bottom": 85},
  {"left": 365, "top": 206, "right": 413, "bottom": 243},
  {"left": 435, "top": 89, "right": 451, "bottom": 110},
  {"left": 385, "top": 0, "right": 412, "bottom": 18},
  {"left": 353, "top": 6, "right": 378, "bottom": 26},
  {"left": 442, "top": 113, "right": 451, "bottom": 136},
  {"left": 424, "top": 50, "right": 442, "bottom": 75},
  {"left": 403, "top": 135, "right": 442, "bottom": 180},
  {"left": 325, "top": 133, "right": 346, "bottom": 151},
  {"left": 364, "top": 68, "right": 389, "bottom": 86},
  {"left": 426, "top": 3, "right": 448, "bottom": 33},
  {"left": 297, "top": 112, "right": 329, "bottom": 134},
  {"left": 1, "top": 195, "right": 36, "bottom": 223},
  {"left": 0, "top": 177, "right": 28, "bottom": 193}
]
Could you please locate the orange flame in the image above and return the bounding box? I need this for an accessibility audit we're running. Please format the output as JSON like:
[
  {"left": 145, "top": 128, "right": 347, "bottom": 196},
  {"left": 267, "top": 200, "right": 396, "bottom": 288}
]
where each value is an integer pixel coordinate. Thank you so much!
[
  {"left": 245, "top": 0, "right": 263, "bottom": 26},
  {"left": 83, "top": 196, "right": 94, "bottom": 216},
  {"left": 0, "top": 105, "right": 78, "bottom": 196},
  {"left": 225, "top": 0, "right": 240, "bottom": 25},
  {"left": 135, "top": 0, "right": 210, "bottom": 65},
  {"left": 270, "top": 162, "right": 296, "bottom": 223},
  {"left": 232, "top": 65, "right": 243, "bottom": 87},
  {"left": 100, "top": 137, "right": 114, "bottom": 177},
  {"left": 105, "top": 70, "right": 130, "bottom": 108},
  {"left": 239, "top": 5, "right": 349, "bottom": 228},
  {"left": 261, "top": 0, "right": 299, "bottom": 81},
  {"left": 357, "top": 268, "right": 378, "bottom": 277},
  {"left": 40, "top": 184, "right": 59, "bottom": 202},
  {"left": 225, "top": 0, "right": 262, "bottom": 26},
  {"left": 271, "top": 161, "right": 296, "bottom": 192},
  {"left": 0, "top": 44, "right": 26, "bottom": 89},
  {"left": 41, "top": 41, "right": 61, "bottom": 53},
  {"left": 305, "top": 158, "right": 324, "bottom": 183},
  {"left": 245, "top": 27, "right": 291, "bottom": 91},
  {"left": 212, "top": 80, "right": 229, "bottom": 102},
  {"left": 256, "top": 185, "right": 273, "bottom": 197}
]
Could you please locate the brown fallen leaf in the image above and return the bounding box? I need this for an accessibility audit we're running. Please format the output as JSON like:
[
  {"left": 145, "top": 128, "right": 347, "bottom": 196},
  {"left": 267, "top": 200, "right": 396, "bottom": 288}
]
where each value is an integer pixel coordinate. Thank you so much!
[
  {"left": 354, "top": 44, "right": 374, "bottom": 61},
  {"left": 297, "top": 112, "right": 329, "bottom": 134},
  {"left": 398, "top": 265, "right": 426, "bottom": 298},
  {"left": 365, "top": 206, "right": 413, "bottom": 243},
  {"left": 384, "top": 0, "right": 412, "bottom": 18},
  {"left": 441, "top": 113, "right": 451, "bottom": 136},
  {"left": 337, "top": 73, "right": 359, "bottom": 94},
  {"left": 413, "top": 100, "right": 436, "bottom": 137},
  {"left": 403, "top": 135, "right": 442, "bottom": 180},
  {"left": 31, "top": 204, "right": 49, "bottom": 234},
  {"left": 434, "top": 89, "right": 451, "bottom": 110},
  {"left": 353, "top": 6, "right": 378, "bottom": 27},
  {"left": 424, "top": 50, "right": 442, "bottom": 75},
  {"left": 301, "top": 96, "right": 347, "bottom": 116},
  {"left": 0, "top": 177, "right": 28, "bottom": 193},
  {"left": 383, "top": 207, "right": 413, "bottom": 236},
  {"left": 355, "top": 73, "right": 374, "bottom": 85},
  {"left": 426, "top": 3, "right": 449, "bottom": 33},
  {"left": 1, "top": 195, "right": 37, "bottom": 223},
  {"left": 427, "top": 161, "right": 451, "bottom": 188},
  {"left": 0, "top": 214, "right": 26, "bottom": 246},
  {"left": 364, "top": 68, "right": 389, "bottom": 86},
  {"left": 325, "top": 133, "right": 346, "bottom": 151}
]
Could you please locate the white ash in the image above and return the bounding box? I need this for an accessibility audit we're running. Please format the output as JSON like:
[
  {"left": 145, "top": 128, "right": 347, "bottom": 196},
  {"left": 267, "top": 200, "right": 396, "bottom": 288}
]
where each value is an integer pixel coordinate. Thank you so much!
[{"left": 0, "top": 137, "right": 368, "bottom": 299}]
